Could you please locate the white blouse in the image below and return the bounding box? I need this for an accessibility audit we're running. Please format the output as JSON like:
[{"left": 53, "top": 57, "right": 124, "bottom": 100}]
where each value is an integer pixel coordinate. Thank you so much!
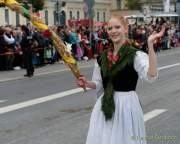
[{"left": 92, "top": 51, "right": 158, "bottom": 97}]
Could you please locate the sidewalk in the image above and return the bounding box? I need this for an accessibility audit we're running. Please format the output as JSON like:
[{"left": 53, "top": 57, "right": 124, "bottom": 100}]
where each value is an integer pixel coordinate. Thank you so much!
[
  {"left": 0, "top": 60, "right": 94, "bottom": 83},
  {"left": 0, "top": 46, "right": 180, "bottom": 83}
]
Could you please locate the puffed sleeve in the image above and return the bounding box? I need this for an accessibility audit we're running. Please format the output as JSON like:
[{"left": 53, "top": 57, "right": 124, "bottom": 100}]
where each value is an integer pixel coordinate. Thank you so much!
[
  {"left": 134, "top": 51, "right": 158, "bottom": 82},
  {"left": 92, "top": 60, "right": 104, "bottom": 98}
]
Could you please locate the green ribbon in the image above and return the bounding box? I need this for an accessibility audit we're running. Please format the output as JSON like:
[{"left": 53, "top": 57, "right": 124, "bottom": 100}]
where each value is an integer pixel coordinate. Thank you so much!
[{"left": 22, "top": 7, "right": 30, "bottom": 19}]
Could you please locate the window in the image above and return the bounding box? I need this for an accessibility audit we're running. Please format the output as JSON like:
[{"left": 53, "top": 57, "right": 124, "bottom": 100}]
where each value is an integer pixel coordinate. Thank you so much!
[
  {"left": 69, "top": 11, "right": 73, "bottom": 19},
  {"left": 45, "top": 10, "right": 49, "bottom": 25},
  {"left": 5, "top": 9, "right": 9, "bottom": 25},
  {"left": 97, "top": 12, "right": 100, "bottom": 21},
  {"left": 117, "top": 0, "right": 121, "bottom": 9},
  {"left": 16, "top": 12, "right": 20, "bottom": 26},
  {"left": 77, "top": 11, "right": 80, "bottom": 20},
  {"left": 84, "top": 11, "right": 86, "bottom": 19},
  {"left": 26, "top": 19, "right": 30, "bottom": 25},
  {"left": 53, "top": 10, "right": 57, "bottom": 25},
  {"left": 103, "top": 12, "right": 106, "bottom": 22}
]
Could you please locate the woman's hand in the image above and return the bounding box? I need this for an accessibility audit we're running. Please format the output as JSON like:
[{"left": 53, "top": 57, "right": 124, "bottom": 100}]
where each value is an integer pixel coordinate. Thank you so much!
[
  {"left": 76, "top": 76, "right": 87, "bottom": 88},
  {"left": 148, "top": 25, "right": 165, "bottom": 44},
  {"left": 147, "top": 25, "right": 165, "bottom": 78},
  {"left": 76, "top": 76, "right": 96, "bottom": 89}
]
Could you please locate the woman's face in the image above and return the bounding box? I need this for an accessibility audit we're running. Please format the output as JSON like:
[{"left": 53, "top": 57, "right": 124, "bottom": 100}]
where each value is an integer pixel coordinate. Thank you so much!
[{"left": 107, "top": 17, "right": 127, "bottom": 43}]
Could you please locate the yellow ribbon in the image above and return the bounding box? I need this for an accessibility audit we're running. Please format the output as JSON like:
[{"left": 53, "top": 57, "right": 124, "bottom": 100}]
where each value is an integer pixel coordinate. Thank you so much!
[
  {"left": 31, "top": 21, "right": 48, "bottom": 31},
  {"left": 5, "top": 0, "right": 18, "bottom": 5}
]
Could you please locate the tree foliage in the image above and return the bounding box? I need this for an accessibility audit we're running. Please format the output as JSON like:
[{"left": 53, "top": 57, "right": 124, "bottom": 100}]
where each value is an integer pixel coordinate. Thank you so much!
[
  {"left": 17, "top": 0, "right": 45, "bottom": 12},
  {"left": 125, "top": 0, "right": 141, "bottom": 10}
]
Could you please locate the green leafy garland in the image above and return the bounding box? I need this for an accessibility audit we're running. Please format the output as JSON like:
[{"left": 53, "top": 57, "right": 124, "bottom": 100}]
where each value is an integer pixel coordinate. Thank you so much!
[{"left": 100, "top": 43, "right": 138, "bottom": 121}]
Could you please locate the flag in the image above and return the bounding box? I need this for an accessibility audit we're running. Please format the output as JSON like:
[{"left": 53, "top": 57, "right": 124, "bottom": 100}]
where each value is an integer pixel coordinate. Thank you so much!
[{"left": 83, "top": 0, "right": 95, "bottom": 19}]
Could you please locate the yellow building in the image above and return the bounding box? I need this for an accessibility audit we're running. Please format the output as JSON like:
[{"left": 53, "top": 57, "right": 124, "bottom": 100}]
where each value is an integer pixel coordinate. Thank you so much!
[
  {"left": 0, "top": 0, "right": 111, "bottom": 26},
  {"left": 110, "top": 0, "right": 142, "bottom": 17}
]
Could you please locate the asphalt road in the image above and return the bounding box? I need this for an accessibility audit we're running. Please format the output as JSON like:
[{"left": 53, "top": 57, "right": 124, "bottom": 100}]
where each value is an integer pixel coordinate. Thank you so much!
[{"left": 0, "top": 48, "right": 180, "bottom": 144}]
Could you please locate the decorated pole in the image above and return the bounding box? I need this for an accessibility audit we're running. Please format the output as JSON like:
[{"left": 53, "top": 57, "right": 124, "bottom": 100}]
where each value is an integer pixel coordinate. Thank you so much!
[{"left": 0, "top": 0, "right": 84, "bottom": 87}]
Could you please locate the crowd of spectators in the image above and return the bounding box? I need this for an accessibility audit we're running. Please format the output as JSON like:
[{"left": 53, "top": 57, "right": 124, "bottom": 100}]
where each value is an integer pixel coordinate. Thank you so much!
[
  {"left": 0, "top": 19, "right": 180, "bottom": 72},
  {"left": 128, "top": 19, "right": 180, "bottom": 53}
]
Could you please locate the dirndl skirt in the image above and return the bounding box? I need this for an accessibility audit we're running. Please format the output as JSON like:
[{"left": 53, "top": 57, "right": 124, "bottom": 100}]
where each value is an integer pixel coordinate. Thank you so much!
[{"left": 86, "top": 91, "right": 147, "bottom": 144}]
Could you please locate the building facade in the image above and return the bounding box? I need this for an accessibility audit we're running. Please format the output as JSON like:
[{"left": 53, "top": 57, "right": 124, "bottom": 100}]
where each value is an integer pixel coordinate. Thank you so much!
[
  {"left": 111, "top": 0, "right": 177, "bottom": 13},
  {"left": 110, "top": 0, "right": 143, "bottom": 17},
  {"left": 111, "top": 0, "right": 126, "bottom": 10},
  {"left": 140, "top": 0, "right": 177, "bottom": 14},
  {"left": 109, "top": 0, "right": 178, "bottom": 17},
  {"left": 0, "top": 0, "right": 111, "bottom": 26}
]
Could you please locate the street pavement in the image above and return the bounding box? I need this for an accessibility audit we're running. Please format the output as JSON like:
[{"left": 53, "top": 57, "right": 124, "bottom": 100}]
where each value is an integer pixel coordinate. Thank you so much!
[{"left": 0, "top": 47, "right": 180, "bottom": 144}]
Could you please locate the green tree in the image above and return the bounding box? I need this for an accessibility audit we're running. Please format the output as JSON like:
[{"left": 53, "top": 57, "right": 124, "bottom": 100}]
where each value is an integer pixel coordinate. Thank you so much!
[
  {"left": 17, "top": 0, "right": 45, "bottom": 12},
  {"left": 29, "top": 0, "right": 44, "bottom": 12},
  {"left": 126, "top": 0, "right": 141, "bottom": 10}
]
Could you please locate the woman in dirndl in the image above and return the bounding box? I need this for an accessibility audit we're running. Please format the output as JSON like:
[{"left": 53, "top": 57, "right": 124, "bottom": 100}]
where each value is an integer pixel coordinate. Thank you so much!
[{"left": 77, "top": 14, "right": 165, "bottom": 144}]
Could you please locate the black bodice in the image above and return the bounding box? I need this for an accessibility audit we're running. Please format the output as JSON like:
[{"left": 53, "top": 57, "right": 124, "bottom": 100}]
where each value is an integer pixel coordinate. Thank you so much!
[{"left": 97, "top": 57, "right": 138, "bottom": 91}]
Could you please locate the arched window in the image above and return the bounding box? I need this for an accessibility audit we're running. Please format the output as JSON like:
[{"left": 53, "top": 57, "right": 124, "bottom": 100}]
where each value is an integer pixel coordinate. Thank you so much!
[
  {"left": 5, "top": 8, "right": 9, "bottom": 25},
  {"left": 69, "top": 11, "right": 73, "bottom": 19},
  {"left": 53, "top": 10, "right": 58, "bottom": 25},
  {"left": 45, "top": 10, "right": 49, "bottom": 25},
  {"left": 117, "top": 0, "right": 121, "bottom": 9},
  {"left": 97, "top": 12, "right": 100, "bottom": 21},
  {"left": 16, "top": 12, "right": 20, "bottom": 26},
  {"left": 77, "top": 11, "right": 80, "bottom": 20},
  {"left": 103, "top": 12, "right": 106, "bottom": 22}
]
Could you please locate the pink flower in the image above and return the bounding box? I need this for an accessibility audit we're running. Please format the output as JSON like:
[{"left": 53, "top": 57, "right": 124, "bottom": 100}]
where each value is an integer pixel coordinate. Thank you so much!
[
  {"left": 107, "top": 51, "right": 113, "bottom": 62},
  {"left": 107, "top": 50, "right": 121, "bottom": 70},
  {"left": 113, "top": 55, "right": 119, "bottom": 62},
  {"left": 123, "top": 40, "right": 129, "bottom": 46}
]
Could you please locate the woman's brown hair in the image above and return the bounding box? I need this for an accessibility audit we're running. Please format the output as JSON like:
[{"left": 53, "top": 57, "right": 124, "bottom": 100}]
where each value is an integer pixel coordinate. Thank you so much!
[{"left": 109, "top": 14, "right": 129, "bottom": 29}]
